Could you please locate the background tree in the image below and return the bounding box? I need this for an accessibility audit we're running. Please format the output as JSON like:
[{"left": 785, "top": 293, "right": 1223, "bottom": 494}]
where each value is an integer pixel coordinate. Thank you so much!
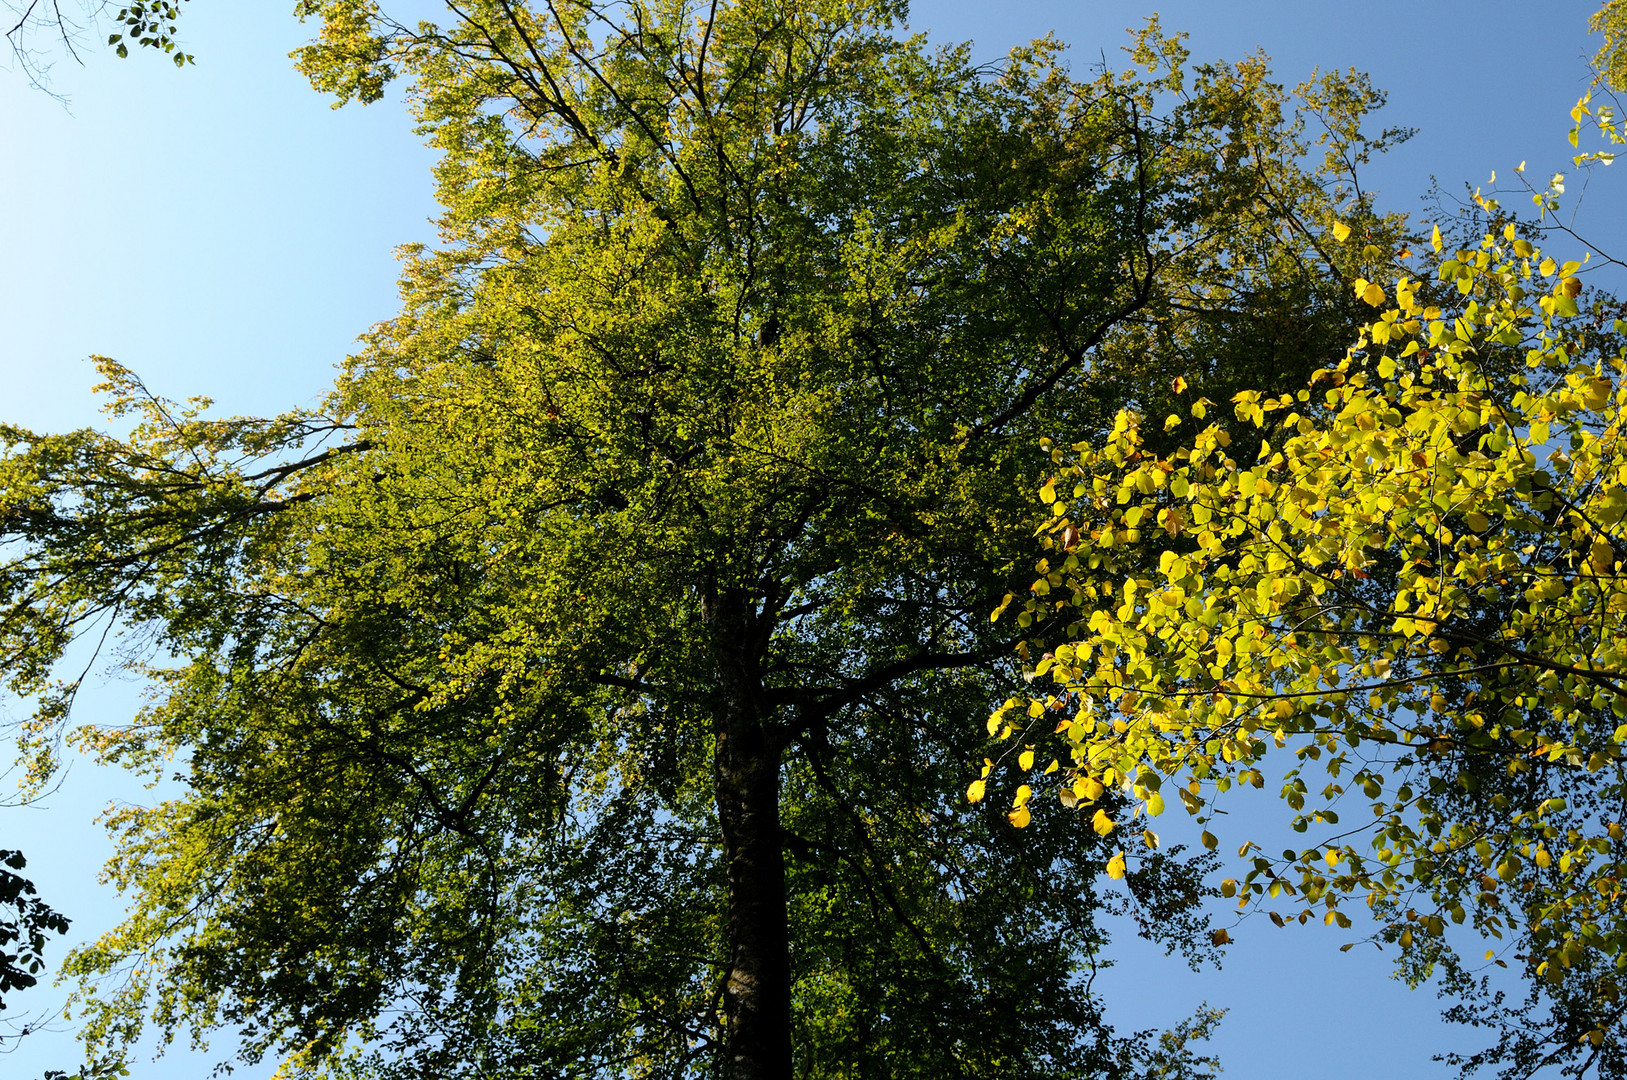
[{"left": 1, "top": 3, "right": 1396, "bottom": 1077}]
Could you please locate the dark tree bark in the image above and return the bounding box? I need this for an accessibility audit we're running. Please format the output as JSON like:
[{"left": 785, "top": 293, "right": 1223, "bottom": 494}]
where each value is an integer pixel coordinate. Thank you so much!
[{"left": 706, "top": 584, "right": 793, "bottom": 1080}]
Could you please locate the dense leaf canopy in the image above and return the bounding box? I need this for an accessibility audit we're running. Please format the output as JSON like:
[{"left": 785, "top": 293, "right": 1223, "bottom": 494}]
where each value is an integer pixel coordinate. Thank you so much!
[{"left": 1, "top": 2, "right": 1398, "bottom": 1077}]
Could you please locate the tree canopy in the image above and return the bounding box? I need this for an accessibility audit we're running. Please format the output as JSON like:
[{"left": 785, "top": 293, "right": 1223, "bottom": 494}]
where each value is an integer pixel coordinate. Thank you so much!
[
  {"left": 998, "top": 82, "right": 1627, "bottom": 1078},
  {"left": 2, "top": 2, "right": 1401, "bottom": 1077}
]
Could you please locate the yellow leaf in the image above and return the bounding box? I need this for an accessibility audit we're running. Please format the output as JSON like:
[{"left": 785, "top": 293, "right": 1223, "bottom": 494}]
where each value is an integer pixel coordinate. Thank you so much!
[
  {"left": 1013, "top": 783, "right": 1033, "bottom": 807},
  {"left": 1146, "top": 792, "right": 1165, "bottom": 817},
  {"left": 1211, "top": 927, "right": 1232, "bottom": 945},
  {"left": 1583, "top": 377, "right": 1612, "bottom": 410},
  {"left": 1360, "top": 281, "right": 1385, "bottom": 307},
  {"left": 1431, "top": 224, "right": 1443, "bottom": 253},
  {"left": 1540, "top": 256, "right": 1557, "bottom": 277},
  {"left": 1039, "top": 479, "right": 1056, "bottom": 504},
  {"left": 1092, "top": 808, "right": 1115, "bottom": 836},
  {"left": 1591, "top": 537, "right": 1615, "bottom": 575},
  {"left": 1018, "top": 749, "right": 1035, "bottom": 771},
  {"left": 1106, "top": 851, "right": 1126, "bottom": 879},
  {"left": 967, "top": 780, "right": 986, "bottom": 803},
  {"left": 1332, "top": 221, "right": 1351, "bottom": 242},
  {"left": 1201, "top": 830, "right": 1218, "bottom": 850},
  {"left": 1008, "top": 805, "right": 1031, "bottom": 828}
]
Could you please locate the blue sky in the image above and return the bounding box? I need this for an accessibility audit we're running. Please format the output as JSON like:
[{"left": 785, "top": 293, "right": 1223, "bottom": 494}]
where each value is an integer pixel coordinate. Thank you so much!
[{"left": 0, "top": 2, "right": 1617, "bottom": 1077}]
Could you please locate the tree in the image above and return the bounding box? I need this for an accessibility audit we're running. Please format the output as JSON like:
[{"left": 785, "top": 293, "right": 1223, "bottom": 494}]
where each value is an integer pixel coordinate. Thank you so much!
[
  {"left": 1, "top": 3, "right": 1396, "bottom": 1077},
  {"left": 998, "top": 148, "right": 1627, "bottom": 1076}
]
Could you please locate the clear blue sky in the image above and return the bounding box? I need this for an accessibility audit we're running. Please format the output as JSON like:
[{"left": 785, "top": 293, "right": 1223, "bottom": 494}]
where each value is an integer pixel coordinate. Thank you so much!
[{"left": 0, "top": 2, "right": 1615, "bottom": 1077}]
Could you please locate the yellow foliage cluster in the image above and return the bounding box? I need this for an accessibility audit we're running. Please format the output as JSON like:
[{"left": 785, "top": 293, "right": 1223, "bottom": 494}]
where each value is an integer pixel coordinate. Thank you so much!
[{"left": 991, "top": 218, "right": 1627, "bottom": 1022}]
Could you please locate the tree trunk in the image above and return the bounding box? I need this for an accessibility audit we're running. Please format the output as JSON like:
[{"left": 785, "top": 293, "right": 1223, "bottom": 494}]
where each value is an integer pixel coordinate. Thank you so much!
[{"left": 707, "top": 585, "right": 793, "bottom": 1080}]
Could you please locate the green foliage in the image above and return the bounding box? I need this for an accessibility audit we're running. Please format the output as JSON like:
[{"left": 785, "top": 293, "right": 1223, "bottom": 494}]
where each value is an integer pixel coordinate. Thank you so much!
[
  {"left": 105, "top": 0, "right": 191, "bottom": 64},
  {"left": 2, "top": 0, "right": 190, "bottom": 82},
  {"left": 1122, "top": 1006, "right": 1224, "bottom": 1080},
  {"left": 0, "top": 850, "right": 69, "bottom": 1010},
  {"left": 1, "top": 2, "right": 1401, "bottom": 1076}
]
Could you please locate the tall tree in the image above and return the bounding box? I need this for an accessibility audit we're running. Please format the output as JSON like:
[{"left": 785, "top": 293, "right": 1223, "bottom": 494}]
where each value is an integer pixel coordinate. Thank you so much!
[{"left": 2, "top": 3, "right": 1394, "bottom": 1076}]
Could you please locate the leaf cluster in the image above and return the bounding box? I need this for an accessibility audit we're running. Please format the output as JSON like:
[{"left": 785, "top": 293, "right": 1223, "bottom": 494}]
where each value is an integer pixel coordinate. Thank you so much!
[
  {"left": 1002, "top": 208, "right": 1627, "bottom": 1073},
  {"left": 0, "top": 849, "right": 70, "bottom": 1010}
]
